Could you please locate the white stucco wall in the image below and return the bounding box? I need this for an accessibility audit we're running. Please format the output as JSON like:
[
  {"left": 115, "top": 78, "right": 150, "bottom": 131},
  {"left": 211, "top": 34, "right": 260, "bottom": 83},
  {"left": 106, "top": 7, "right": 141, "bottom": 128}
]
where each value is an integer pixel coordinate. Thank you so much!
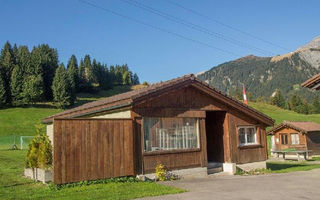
[
  {"left": 46, "top": 124, "right": 53, "bottom": 146},
  {"left": 91, "top": 110, "right": 131, "bottom": 119}
]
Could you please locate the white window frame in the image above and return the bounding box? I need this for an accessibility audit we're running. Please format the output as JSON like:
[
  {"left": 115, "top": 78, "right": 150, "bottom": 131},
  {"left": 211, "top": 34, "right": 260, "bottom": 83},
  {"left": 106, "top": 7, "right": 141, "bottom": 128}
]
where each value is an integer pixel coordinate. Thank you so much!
[{"left": 238, "top": 126, "right": 258, "bottom": 146}]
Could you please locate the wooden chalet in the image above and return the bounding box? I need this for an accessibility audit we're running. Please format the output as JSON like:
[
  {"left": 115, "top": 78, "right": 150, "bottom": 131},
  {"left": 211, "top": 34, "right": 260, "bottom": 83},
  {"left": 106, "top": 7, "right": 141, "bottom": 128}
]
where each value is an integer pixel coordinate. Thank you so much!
[
  {"left": 43, "top": 74, "right": 274, "bottom": 184},
  {"left": 301, "top": 73, "right": 320, "bottom": 90},
  {"left": 268, "top": 121, "right": 320, "bottom": 155}
]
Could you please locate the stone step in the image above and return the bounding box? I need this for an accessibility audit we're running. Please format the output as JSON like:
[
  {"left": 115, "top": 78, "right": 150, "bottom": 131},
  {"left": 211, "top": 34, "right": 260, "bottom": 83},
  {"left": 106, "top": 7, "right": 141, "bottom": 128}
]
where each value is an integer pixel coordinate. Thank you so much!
[{"left": 207, "top": 166, "right": 223, "bottom": 174}]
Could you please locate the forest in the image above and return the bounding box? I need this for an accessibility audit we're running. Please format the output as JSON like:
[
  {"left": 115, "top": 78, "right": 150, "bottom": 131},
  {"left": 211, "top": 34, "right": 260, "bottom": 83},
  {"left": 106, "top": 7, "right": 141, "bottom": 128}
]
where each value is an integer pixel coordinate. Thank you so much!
[{"left": 0, "top": 41, "right": 140, "bottom": 108}]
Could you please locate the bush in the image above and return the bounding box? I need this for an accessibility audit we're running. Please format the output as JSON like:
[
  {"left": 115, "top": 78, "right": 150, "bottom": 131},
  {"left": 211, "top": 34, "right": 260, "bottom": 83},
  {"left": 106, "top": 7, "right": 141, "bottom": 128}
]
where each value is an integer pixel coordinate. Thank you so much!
[
  {"left": 25, "top": 125, "right": 52, "bottom": 169},
  {"left": 155, "top": 163, "right": 179, "bottom": 181}
]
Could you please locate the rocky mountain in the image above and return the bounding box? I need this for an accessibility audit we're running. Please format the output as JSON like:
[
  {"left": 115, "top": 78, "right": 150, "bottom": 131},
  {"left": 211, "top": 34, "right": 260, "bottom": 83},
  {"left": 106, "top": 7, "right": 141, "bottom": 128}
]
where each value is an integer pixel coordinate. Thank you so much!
[{"left": 197, "top": 36, "right": 320, "bottom": 101}]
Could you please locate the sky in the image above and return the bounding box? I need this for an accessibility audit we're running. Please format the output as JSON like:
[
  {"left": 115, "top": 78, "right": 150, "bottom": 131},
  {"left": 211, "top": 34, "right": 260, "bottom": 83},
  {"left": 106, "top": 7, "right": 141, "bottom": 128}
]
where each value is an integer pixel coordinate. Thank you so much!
[{"left": 1, "top": 0, "right": 320, "bottom": 83}]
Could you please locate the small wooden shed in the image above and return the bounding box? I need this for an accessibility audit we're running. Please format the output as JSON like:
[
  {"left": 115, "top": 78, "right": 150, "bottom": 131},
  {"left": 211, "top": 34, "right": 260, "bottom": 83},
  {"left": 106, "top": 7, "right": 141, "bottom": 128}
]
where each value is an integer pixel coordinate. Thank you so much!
[
  {"left": 268, "top": 121, "right": 320, "bottom": 155},
  {"left": 43, "top": 74, "right": 274, "bottom": 184}
]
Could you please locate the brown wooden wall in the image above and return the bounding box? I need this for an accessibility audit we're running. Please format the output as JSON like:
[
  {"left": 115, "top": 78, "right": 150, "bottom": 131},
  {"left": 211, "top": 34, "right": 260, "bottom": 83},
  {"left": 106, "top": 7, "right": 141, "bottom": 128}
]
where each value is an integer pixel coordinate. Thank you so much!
[
  {"left": 142, "top": 118, "right": 207, "bottom": 173},
  {"left": 272, "top": 127, "right": 306, "bottom": 151},
  {"left": 306, "top": 131, "right": 320, "bottom": 155},
  {"left": 132, "top": 85, "right": 269, "bottom": 170},
  {"left": 53, "top": 119, "right": 134, "bottom": 184},
  {"left": 227, "top": 110, "right": 268, "bottom": 164}
]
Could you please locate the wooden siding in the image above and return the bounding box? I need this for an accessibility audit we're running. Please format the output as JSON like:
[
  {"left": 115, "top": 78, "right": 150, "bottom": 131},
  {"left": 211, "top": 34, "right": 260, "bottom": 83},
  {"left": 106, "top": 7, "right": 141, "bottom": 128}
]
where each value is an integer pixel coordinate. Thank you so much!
[
  {"left": 227, "top": 110, "right": 267, "bottom": 164},
  {"left": 272, "top": 127, "right": 306, "bottom": 151},
  {"left": 53, "top": 119, "right": 134, "bottom": 184},
  {"left": 141, "top": 118, "right": 207, "bottom": 173},
  {"left": 132, "top": 85, "right": 269, "bottom": 168},
  {"left": 306, "top": 131, "right": 320, "bottom": 155}
]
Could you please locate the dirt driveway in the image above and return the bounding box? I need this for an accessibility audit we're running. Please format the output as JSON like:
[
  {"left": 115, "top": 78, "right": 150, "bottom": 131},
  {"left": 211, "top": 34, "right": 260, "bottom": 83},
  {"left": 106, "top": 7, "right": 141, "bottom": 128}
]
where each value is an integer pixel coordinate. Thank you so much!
[{"left": 140, "top": 169, "right": 320, "bottom": 200}]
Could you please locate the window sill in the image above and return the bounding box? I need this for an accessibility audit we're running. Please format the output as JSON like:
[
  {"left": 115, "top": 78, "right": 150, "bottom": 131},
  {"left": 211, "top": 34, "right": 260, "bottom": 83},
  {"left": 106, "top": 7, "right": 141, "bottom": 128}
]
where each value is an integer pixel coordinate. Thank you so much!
[
  {"left": 238, "top": 144, "right": 262, "bottom": 149},
  {"left": 143, "top": 148, "right": 201, "bottom": 156}
]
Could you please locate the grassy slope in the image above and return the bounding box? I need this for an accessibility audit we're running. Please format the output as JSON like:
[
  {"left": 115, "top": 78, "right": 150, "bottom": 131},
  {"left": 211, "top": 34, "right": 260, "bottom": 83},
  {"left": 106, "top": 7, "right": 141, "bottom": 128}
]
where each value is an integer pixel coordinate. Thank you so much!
[
  {"left": 0, "top": 150, "right": 184, "bottom": 200},
  {"left": 0, "top": 107, "right": 62, "bottom": 136},
  {"left": 0, "top": 85, "right": 138, "bottom": 137},
  {"left": 249, "top": 102, "right": 320, "bottom": 126}
]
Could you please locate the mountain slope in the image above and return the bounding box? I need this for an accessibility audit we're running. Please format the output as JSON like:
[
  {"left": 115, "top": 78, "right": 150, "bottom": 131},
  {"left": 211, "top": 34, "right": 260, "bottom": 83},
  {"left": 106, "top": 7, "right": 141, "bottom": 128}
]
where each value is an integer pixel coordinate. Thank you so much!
[{"left": 197, "top": 36, "right": 320, "bottom": 101}]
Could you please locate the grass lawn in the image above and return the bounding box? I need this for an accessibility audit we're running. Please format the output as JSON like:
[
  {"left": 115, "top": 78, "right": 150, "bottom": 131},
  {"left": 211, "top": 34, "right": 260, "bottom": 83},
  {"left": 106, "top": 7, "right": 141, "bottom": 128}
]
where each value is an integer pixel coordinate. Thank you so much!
[
  {"left": 0, "top": 149, "right": 185, "bottom": 200},
  {"left": 267, "top": 161, "right": 320, "bottom": 173},
  {"left": 0, "top": 107, "right": 62, "bottom": 136},
  {"left": 249, "top": 102, "right": 320, "bottom": 125}
]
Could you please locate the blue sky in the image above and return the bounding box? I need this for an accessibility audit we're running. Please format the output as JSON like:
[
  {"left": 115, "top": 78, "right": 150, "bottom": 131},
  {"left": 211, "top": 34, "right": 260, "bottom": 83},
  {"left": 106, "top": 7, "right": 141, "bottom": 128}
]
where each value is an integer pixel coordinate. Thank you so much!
[{"left": 1, "top": 0, "right": 320, "bottom": 82}]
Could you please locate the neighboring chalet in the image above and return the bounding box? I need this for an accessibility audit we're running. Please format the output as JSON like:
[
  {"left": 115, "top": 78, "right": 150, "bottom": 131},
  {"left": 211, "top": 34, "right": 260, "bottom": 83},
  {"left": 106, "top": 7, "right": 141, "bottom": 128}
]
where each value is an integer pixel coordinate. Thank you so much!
[
  {"left": 301, "top": 73, "right": 320, "bottom": 90},
  {"left": 43, "top": 74, "right": 274, "bottom": 184},
  {"left": 268, "top": 121, "right": 320, "bottom": 156}
]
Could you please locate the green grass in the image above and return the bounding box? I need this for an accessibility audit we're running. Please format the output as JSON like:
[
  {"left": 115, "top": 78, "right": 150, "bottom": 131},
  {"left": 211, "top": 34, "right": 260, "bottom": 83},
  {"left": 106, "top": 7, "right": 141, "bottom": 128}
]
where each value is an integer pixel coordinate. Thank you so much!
[
  {"left": 0, "top": 150, "right": 185, "bottom": 200},
  {"left": 267, "top": 161, "right": 320, "bottom": 173},
  {"left": 249, "top": 102, "right": 320, "bottom": 125},
  {"left": 0, "top": 107, "right": 62, "bottom": 136}
]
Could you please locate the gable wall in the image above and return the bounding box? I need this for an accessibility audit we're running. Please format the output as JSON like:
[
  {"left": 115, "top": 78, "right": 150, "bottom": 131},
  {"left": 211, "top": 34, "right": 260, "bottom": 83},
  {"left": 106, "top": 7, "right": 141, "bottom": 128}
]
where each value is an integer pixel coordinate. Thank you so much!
[
  {"left": 132, "top": 85, "right": 270, "bottom": 171},
  {"left": 272, "top": 127, "right": 306, "bottom": 151}
]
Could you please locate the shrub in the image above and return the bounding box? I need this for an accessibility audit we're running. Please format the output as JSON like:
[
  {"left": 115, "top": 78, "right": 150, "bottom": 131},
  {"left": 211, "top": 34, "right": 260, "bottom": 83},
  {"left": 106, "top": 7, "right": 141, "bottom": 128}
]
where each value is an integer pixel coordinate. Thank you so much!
[
  {"left": 155, "top": 164, "right": 167, "bottom": 181},
  {"left": 25, "top": 125, "right": 52, "bottom": 169},
  {"left": 155, "top": 163, "right": 179, "bottom": 181}
]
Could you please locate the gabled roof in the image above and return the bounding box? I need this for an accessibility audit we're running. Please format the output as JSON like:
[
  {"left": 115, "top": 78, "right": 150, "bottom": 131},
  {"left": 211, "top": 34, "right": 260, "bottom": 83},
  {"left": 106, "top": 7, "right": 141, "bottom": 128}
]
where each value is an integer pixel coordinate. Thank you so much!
[
  {"left": 267, "top": 121, "right": 320, "bottom": 134},
  {"left": 42, "top": 74, "right": 274, "bottom": 125},
  {"left": 301, "top": 73, "right": 320, "bottom": 90}
]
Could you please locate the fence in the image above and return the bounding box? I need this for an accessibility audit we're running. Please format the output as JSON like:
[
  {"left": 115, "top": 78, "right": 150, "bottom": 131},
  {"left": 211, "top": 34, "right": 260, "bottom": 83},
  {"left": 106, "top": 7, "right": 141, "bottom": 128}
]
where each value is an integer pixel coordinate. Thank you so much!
[
  {"left": 53, "top": 119, "right": 135, "bottom": 184},
  {"left": 0, "top": 135, "right": 34, "bottom": 150}
]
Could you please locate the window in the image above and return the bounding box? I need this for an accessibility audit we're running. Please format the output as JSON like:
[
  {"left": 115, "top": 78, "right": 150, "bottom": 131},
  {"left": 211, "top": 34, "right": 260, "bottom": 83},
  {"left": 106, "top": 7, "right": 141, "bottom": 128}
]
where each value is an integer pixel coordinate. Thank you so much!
[
  {"left": 291, "top": 134, "right": 300, "bottom": 145},
  {"left": 238, "top": 126, "right": 257, "bottom": 146},
  {"left": 281, "top": 134, "right": 288, "bottom": 145},
  {"left": 143, "top": 117, "right": 200, "bottom": 152}
]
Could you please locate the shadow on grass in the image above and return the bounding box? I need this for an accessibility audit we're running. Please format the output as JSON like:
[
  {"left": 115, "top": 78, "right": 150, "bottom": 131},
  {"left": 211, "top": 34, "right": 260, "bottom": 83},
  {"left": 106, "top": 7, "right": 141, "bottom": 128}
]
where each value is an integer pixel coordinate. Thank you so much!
[{"left": 267, "top": 162, "right": 309, "bottom": 171}]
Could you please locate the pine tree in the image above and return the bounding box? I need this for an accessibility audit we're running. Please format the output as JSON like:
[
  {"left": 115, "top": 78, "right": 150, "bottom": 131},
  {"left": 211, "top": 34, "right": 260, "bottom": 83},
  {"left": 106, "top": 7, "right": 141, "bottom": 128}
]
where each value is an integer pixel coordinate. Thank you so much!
[
  {"left": 22, "top": 75, "right": 43, "bottom": 104},
  {"left": 52, "top": 64, "right": 73, "bottom": 108},
  {"left": 83, "top": 55, "right": 93, "bottom": 83},
  {"left": 67, "top": 55, "right": 78, "bottom": 100},
  {"left": 0, "top": 41, "right": 16, "bottom": 104},
  {"left": 122, "top": 71, "right": 132, "bottom": 85},
  {"left": 271, "top": 89, "right": 286, "bottom": 109},
  {"left": 289, "top": 93, "right": 309, "bottom": 114},
  {"left": 30, "top": 44, "right": 58, "bottom": 101},
  {"left": 312, "top": 96, "right": 320, "bottom": 114},
  {"left": 132, "top": 73, "right": 140, "bottom": 85},
  {"left": 11, "top": 46, "right": 30, "bottom": 105},
  {"left": 0, "top": 70, "right": 7, "bottom": 107}
]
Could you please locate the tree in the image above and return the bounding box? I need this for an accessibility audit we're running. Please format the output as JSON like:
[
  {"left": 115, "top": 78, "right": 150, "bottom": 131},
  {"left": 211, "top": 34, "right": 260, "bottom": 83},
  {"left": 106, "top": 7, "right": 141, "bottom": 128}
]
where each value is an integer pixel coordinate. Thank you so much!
[
  {"left": 67, "top": 55, "right": 79, "bottom": 100},
  {"left": 30, "top": 44, "right": 58, "bottom": 101},
  {"left": 0, "top": 41, "right": 16, "bottom": 104},
  {"left": 247, "top": 91, "right": 254, "bottom": 102},
  {"left": 312, "top": 96, "right": 320, "bottom": 114},
  {"left": 52, "top": 64, "right": 73, "bottom": 108},
  {"left": 288, "top": 93, "right": 309, "bottom": 114},
  {"left": 132, "top": 73, "right": 140, "bottom": 85},
  {"left": 122, "top": 71, "right": 132, "bottom": 85},
  {"left": 83, "top": 54, "right": 93, "bottom": 83},
  {"left": 0, "top": 71, "right": 7, "bottom": 107},
  {"left": 22, "top": 75, "right": 43, "bottom": 104},
  {"left": 11, "top": 46, "right": 30, "bottom": 105},
  {"left": 271, "top": 89, "right": 286, "bottom": 109}
]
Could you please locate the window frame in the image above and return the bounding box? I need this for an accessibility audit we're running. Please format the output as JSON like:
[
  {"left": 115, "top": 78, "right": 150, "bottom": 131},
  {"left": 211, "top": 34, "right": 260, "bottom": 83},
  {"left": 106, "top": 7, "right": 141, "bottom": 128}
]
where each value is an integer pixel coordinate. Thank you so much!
[
  {"left": 142, "top": 117, "right": 201, "bottom": 154},
  {"left": 238, "top": 126, "right": 258, "bottom": 147},
  {"left": 280, "top": 133, "right": 288, "bottom": 145}
]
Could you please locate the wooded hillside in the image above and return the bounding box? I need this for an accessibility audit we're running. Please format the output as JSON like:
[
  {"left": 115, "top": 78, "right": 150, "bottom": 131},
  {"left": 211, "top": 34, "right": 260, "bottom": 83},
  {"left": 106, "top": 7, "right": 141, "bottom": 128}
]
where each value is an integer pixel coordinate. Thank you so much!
[{"left": 0, "top": 41, "right": 140, "bottom": 108}]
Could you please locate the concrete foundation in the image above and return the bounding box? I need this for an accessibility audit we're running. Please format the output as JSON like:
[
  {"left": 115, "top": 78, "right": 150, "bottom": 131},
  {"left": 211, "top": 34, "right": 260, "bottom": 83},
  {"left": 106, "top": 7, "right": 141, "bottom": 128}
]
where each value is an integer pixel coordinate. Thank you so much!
[
  {"left": 24, "top": 168, "right": 52, "bottom": 183},
  {"left": 143, "top": 167, "right": 208, "bottom": 180},
  {"left": 223, "top": 163, "right": 236, "bottom": 174},
  {"left": 237, "top": 161, "right": 267, "bottom": 172}
]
